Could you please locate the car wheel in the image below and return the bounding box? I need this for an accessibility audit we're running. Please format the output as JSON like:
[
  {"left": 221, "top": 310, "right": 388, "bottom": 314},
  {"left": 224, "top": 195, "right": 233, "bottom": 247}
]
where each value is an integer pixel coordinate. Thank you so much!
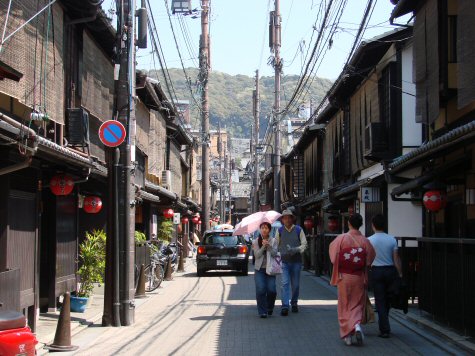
[
  {"left": 197, "top": 268, "right": 205, "bottom": 277},
  {"left": 241, "top": 266, "right": 248, "bottom": 276}
]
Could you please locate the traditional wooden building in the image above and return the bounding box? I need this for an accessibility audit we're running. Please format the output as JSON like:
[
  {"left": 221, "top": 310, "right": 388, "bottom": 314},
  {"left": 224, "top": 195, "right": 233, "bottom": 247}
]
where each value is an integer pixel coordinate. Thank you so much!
[
  {"left": 390, "top": 0, "right": 475, "bottom": 337},
  {"left": 0, "top": 1, "right": 196, "bottom": 331}
]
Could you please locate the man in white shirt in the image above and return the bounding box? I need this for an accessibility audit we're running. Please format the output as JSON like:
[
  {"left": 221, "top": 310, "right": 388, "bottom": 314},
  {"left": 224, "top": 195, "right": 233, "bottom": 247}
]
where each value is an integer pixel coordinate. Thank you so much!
[{"left": 368, "top": 214, "right": 402, "bottom": 338}]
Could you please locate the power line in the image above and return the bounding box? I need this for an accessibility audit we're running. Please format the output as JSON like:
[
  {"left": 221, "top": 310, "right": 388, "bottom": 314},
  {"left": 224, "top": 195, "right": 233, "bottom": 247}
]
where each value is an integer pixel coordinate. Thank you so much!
[
  {"left": 146, "top": 0, "right": 180, "bottom": 112},
  {"left": 163, "top": 0, "right": 203, "bottom": 114}
]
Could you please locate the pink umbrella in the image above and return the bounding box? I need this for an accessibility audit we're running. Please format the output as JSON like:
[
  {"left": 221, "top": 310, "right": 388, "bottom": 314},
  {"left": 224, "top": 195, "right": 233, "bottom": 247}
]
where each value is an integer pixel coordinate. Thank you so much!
[{"left": 232, "top": 211, "right": 282, "bottom": 235}]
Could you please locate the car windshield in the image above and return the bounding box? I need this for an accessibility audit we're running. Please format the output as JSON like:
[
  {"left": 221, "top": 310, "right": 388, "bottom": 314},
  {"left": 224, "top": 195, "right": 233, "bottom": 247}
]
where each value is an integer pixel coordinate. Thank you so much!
[{"left": 204, "top": 233, "right": 240, "bottom": 246}]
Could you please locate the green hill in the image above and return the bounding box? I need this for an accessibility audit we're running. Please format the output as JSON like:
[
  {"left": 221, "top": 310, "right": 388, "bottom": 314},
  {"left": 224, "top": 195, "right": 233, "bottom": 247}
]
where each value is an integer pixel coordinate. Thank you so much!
[{"left": 146, "top": 68, "right": 332, "bottom": 138}]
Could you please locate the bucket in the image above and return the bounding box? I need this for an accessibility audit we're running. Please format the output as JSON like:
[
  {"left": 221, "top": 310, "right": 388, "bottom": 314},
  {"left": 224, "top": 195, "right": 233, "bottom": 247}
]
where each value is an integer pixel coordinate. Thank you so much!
[{"left": 70, "top": 296, "right": 88, "bottom": 313}]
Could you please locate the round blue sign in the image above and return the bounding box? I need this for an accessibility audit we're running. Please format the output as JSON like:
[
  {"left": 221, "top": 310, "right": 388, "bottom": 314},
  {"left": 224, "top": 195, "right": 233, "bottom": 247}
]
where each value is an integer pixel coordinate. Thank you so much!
[{"left": 99, "top": 120, "right": 126, "bottom": 147}]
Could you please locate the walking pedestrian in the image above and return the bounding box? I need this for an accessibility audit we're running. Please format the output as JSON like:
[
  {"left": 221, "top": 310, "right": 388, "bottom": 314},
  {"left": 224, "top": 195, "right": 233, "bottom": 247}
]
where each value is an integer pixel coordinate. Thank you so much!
[
  {"left": 275, "top": 209, "right": 307, "bottom": 316},
  {"left": 329, "top": 213, "right": 375, "bottom": 346},
  {"left": 252, "top": 222, "right": 278, "bottom": 318},
  {"left": 368, "top": 214, "right": 403, "bottom": 338}
]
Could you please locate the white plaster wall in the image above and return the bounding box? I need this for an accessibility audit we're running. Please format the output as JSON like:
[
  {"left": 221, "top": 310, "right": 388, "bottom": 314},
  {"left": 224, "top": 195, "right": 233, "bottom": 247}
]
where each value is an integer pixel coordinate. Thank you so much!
[
  {"left": 387, "top": 183, "right": 423, "bottom": 237},
  {"left": 401, "top": 44, "right": 421, "bottom": 147}
]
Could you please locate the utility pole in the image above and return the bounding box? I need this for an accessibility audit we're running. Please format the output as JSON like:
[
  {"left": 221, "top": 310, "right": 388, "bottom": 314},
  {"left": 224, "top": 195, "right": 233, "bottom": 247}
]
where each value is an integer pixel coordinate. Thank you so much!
[
  {"left": 200, "top": 0, "right": 210, "bottom": 234},
  {"left": 270, "top": 0, "right": 282, "bottom": 211},
  {"left": 253, "top": 70, "right": 260, "bottom": 213},
  {"left": 218, "top": 124, "right": 224, "bottom": 222},
  {"left": 104, "top": 0, "right": 136, "bottom": 327}
]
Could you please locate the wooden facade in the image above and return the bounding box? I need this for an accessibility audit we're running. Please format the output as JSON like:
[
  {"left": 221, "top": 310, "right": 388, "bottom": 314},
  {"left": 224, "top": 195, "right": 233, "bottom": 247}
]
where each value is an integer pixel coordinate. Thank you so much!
[{"left": 0, "top": 1, "right": 196, "bottom": 332}]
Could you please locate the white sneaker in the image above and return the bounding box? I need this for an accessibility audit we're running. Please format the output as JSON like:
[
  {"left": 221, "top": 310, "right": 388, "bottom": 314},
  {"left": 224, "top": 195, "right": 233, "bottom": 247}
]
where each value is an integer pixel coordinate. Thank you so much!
[
  {"left": 344, "top": 336, "right": 352, "bottom": 346},
  {"left": 355, "top": 324, "right": 364, "bottom": 345}
]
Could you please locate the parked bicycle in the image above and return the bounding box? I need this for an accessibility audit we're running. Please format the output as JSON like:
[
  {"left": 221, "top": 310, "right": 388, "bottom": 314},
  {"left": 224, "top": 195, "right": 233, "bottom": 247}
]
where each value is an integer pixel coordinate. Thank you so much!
[{"left": 134, "top": 241, "right": 176, "bottom": 292}]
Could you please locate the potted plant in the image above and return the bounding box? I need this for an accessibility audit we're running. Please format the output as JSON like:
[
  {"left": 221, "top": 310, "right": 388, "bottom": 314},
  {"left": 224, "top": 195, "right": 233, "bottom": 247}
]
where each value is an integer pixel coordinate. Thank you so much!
[
  {"left": 71, "top": 229, "right": 106, "bottom": 312},
  {"left": 157, "top": 217, "right": 173, "bottom": 243}
]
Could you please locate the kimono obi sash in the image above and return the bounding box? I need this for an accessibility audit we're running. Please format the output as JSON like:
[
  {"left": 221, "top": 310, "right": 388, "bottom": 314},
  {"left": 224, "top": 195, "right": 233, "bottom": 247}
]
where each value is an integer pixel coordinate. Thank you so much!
[{"left": 338, "top": 245, "right": 367, "bottom": 275}]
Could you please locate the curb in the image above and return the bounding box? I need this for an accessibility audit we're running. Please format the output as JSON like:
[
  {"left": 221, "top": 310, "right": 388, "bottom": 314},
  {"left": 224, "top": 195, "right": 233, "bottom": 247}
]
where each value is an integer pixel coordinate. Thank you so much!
[
  {"left": 35, "top": 262, "right": 193, "bottom": 355},
  {"left": 391, "top": 310, "right": 475, "bottom": 355},
  {"left": 36, "top": 310, "right": 104, "bottom": 355},
  {"left": 308, "top": 271, "right": 474, "bottom": 355}
]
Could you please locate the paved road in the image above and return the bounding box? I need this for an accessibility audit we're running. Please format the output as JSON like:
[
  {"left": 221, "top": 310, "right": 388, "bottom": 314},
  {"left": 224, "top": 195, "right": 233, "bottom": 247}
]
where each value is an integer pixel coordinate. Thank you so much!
[{"left": 53, "top": 261, "right": 465, "bottom": 356}]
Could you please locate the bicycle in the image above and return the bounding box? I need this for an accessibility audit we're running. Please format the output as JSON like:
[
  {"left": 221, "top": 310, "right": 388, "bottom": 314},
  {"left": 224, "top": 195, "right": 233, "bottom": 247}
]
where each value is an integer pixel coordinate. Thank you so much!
[{"left": 143, "top": 241, "right": 165, "bottom": 292}]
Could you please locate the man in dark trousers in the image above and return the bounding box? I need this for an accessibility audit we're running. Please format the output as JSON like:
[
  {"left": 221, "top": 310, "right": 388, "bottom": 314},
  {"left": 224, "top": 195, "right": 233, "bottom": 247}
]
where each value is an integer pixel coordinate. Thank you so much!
[
  {"left": 275, "top": 209, "right": 307, "bottom": 316},
  {"left": 368, "top": 214, "right": 403, "bottom": 338}
]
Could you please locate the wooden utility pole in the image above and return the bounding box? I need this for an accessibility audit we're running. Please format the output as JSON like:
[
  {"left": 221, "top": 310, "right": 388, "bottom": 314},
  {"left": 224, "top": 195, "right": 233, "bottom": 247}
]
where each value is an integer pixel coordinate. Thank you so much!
[
  {"left": 218, "top": 124, "right": 224, "bottom": 221},
  {"left": 253, "top": 70, "right": 260, "bottom": 212},
  {"left": 271, "top": 0, "right": 282, "bottom": 211},
  {"left": 103, "top": 0, "right": 136, "bottom": 327},
  {"left": 200, "top": 0, "right": 210, "bottom": 233}
]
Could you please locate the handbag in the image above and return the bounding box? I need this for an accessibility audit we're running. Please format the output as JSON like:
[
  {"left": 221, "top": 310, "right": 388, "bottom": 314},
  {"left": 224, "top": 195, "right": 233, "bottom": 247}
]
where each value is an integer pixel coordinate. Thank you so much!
[
  {"left": 361, "top": 295, "right": 375, "bottom": 324},
  {"left": 269, "top": 252, "right": 283, "bottom": 275}
]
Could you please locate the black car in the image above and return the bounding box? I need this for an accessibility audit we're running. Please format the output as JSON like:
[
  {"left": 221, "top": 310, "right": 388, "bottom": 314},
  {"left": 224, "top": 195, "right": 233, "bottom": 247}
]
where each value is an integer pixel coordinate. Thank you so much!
[{"left": 196, "top": 229, "right": 249, "bottom": 276}]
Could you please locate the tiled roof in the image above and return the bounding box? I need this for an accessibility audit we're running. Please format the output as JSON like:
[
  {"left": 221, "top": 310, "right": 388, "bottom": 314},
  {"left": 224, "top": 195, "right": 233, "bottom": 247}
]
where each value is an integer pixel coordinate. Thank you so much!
[{"left": 388, "top": 120, "right": 475, "bottom": 172}]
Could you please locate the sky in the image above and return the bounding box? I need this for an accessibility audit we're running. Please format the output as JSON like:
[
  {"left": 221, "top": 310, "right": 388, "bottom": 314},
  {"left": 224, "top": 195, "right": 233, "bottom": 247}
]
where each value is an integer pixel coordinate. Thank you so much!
[{"left": 102, "top": 0, "right": 410, "bottom": 81}]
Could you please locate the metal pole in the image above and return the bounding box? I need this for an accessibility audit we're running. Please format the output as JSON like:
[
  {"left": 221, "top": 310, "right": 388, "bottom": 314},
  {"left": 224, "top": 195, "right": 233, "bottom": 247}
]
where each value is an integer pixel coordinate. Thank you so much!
[
  {"left": 200, "top": 0, "right": 210, "bottom": 233},
  {"left": 273, "top": 0, "right": 282, "bottom": 212},
  {"left": 254, "top": 70, "right": 260, "bottom": 212}
]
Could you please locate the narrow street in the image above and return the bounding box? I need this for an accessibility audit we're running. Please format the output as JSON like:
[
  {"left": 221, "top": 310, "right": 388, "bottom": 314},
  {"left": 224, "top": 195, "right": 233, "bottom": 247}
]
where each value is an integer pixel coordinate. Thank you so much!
[{"left": 41, "top": 262, "right": 464, "bottom": 356}]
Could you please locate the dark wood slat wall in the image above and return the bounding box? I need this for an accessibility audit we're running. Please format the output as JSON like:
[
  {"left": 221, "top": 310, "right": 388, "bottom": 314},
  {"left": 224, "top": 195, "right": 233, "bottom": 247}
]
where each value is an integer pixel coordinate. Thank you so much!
[
  {"left": 7, "top": 190, "right": 36, "bottom": 309},
  {"left": 55, "top": 195, "right": 78, "bottom": 295},
  {"left": 0, "top": 269, "right": 20, "bottom": 311}
]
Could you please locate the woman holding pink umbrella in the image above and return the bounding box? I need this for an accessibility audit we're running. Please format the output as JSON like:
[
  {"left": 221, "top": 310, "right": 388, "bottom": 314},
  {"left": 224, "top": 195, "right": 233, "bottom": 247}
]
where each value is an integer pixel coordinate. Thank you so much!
[{"left": 252, "top": 222, "right": 278, "bottom": 318}]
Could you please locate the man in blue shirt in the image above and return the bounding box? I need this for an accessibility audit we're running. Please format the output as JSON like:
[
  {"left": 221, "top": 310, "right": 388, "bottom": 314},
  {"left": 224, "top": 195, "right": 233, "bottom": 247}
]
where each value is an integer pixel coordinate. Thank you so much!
[{"left": 368, "top": 214, "right": 402, "bottom": 338}]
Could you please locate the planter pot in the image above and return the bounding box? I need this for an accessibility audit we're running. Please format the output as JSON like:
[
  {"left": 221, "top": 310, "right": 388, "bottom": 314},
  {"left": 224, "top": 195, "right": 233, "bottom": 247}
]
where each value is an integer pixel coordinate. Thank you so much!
[{"left": 70, "top": 296, "right": 89, "bottom": 313}]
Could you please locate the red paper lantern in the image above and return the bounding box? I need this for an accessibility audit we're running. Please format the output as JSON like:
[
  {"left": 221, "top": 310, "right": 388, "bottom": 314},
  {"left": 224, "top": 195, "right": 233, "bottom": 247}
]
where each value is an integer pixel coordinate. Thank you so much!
[
  {"left": 83, "top": 196, "right": 102, "bottom": 214},
  {"left": 423, "top": 190, "right": 446, "bottom": 212},
  {"left": 198, "top": 219, "right": 202, "bottom": 225},
  {"left": 303, "top": 217, "right": 314, "bottom": 230},
  {"left": 163, "top": 208, "right": 174, "bottom": 219},
  {"left": 191, "top": 216, "right": 199, "bottom": 224},
  {"left": 50, "top": 174, "right": 74, "bottom": 196},
  {"left": 328, "top": 217, "right": 338, "bottom": 232},
  {"left": 181, "top": 217, "right": 189, "bottom": 224}
]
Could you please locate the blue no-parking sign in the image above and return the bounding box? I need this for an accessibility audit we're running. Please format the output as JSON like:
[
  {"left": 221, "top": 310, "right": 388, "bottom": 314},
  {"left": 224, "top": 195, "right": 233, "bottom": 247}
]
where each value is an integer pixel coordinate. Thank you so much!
[{"left": 98, "top": 120, "right": 126, "bottom": 147}]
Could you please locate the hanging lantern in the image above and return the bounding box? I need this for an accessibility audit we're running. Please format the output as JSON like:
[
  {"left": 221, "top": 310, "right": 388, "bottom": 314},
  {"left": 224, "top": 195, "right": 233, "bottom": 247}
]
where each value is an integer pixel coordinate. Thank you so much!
[
  {"left": 181, "top": 217, "right": 189, "bottom": 224},
  {"left": 83, "top": 196, "right": 102, "bottom": 214},
  {"left": 303, "top": 217, "right": 314, "bottom": 230},
  {"left": 198, "top": 219, "right": 202, "bottom": 225},
  {"left": 423, "top": 190, "right": 446, "bottom": 212},
  {"left": 328, "top": 217, "right": 338, "bottom": 232},
  {"left": 191, "top": 216, "right": 199, "bottom": 224},
  {"left": 163, "top": 208, "right": 174, "bottom": 219},
  {"left": 50, "top": 174, "right": 74, "bottom": 196}
]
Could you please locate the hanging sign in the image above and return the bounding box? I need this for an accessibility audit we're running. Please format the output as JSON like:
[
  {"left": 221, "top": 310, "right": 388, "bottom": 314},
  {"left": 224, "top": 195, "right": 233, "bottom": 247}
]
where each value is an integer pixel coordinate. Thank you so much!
[
  {"left": 99, "top": 120, "right": 126, "bottom": 147},
  {"left": 361, "top": 187, "right": 380, "bottom": 203}
]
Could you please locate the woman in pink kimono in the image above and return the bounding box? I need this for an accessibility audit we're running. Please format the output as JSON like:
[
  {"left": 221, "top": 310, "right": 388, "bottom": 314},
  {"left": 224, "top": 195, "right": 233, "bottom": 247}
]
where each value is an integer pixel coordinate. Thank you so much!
[{"left": 329, "top": 214, "right": 375, "bottom": 346}]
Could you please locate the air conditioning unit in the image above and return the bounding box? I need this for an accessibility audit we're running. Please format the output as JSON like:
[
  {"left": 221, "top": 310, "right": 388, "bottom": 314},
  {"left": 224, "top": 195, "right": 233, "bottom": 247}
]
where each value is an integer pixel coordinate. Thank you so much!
[
  {"left": 364, "top": 122, "right": 389, "bottom": 161},
  {"left": 161, "top": 170, "right": 172, "bottom": 190}
]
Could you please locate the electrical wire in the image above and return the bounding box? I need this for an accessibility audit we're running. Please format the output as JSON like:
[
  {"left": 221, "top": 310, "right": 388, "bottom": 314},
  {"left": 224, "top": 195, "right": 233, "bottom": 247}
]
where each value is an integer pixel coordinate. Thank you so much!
[
  {"left": 146, "top": 0, "right": 180, "bottom": 112},
  {"left": 163, "top": 0, "right": 203, "bottom": 115}
]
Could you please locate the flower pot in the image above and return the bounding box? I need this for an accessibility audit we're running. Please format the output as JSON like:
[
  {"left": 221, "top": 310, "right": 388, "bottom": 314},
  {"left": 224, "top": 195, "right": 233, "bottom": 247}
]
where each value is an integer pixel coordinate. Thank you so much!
[{"left": 70, "top": 296, "right": 89, "bottom": 313}]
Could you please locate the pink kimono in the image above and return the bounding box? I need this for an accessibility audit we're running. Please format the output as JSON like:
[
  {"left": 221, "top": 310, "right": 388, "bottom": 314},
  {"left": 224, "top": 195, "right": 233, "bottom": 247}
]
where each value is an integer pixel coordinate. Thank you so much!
[{"left": 329, "top": 229, "right": 375, "bottom": 338}]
